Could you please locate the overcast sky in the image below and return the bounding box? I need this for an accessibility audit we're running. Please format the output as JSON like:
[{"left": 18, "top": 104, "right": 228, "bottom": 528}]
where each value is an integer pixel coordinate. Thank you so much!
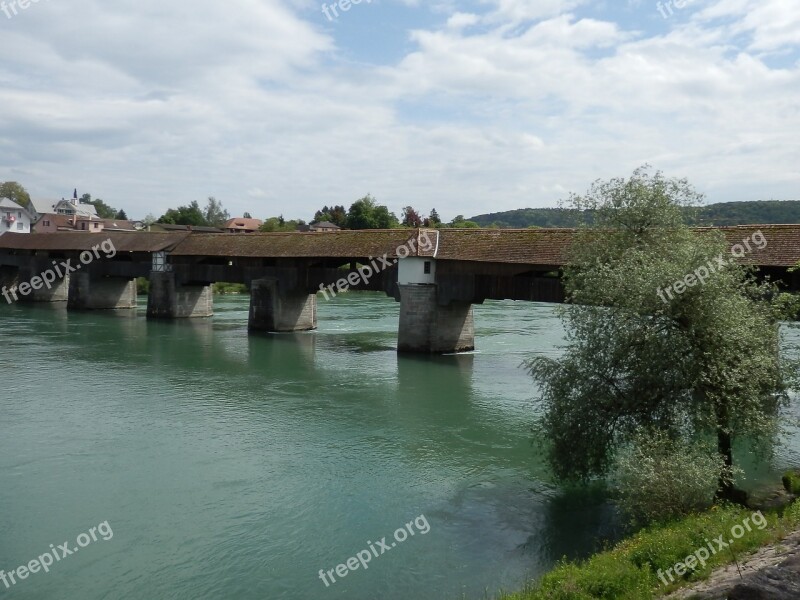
[{"left": 1, "top": 0, "right": 798, "bottom": 221}]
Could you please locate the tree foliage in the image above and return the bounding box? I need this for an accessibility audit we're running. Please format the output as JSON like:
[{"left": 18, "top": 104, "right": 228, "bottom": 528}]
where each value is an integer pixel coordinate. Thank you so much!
[
  {"left": 525, "top": 167, "right": 797, "bottom": 500},
  {"left": 345, "top": 195, "right": 398, "bottom": 229},
  {"left": 259, "top": 215, "right": 305, "bottom": 232},
  {"left": 612, "top": 430, "right": 734, "bottom": 525},
  {"left": 447, "top": 215, "right": 480, "bottom": 228},
  {"left": 203, "top": 197, "right": 230, "bottom": 227},
  {"left": 157, "top": 197, "right": 230, "bottom": 227},
  {"left": 470, "top": 200, "right": 800, "bottom": 228},
  {"left": 157, "top": 200, "right": 208, "bottom": 226},
  {"left": 313, "top": 205, "right": 347, "bottom": 228},
  {"left": 0, "top": 181, "right": 31, "bottom": 208},
  {"left": 401, "top": 206, "right": 423, "bottom": 228},
  {"left": 80, "top": 193, "right": 119, "bottom": 219}
]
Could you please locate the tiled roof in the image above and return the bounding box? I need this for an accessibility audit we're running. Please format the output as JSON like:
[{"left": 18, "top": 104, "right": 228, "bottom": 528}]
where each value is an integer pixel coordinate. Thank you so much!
[
  {"left": 0, "top": 231, "right": 189, "bottom": 252},
  {"left": 225, "top": 218, "right": 263, "bottom": 230},
  {"left": 35, "top": 213, "right": 75, "bottom": 229},
  {"left": 28, "top": 198, "right": 53, "bottom": 214},
  {"left": 434, "top": 228, "right": 575, "bottom": 266},
  {"left": 709, "top": 225, "right": 800, "bottom": 267},
  {"left": 0, "top": 226, "right": 797, "bottom": 268},
  {"left": 310, "top": 221, "right": 341, "bottom": 229},
  {"left": 171, "top": 230, "right": 422, "bottom": 258},
  {"left": 0, "top": 198, "right": 28, "bottom": 211},
  {"left": 103, "top": 219, "right": 139, "bottom": 230}
]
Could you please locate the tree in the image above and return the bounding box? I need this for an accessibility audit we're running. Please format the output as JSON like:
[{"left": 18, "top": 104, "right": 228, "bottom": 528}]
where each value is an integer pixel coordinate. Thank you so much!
[
  {"left": 428, "top": 208, "right": 441, "bottom": 225},
  {"left": 345, "top": 195, "right": 398, "bottom": 229},
  {"left": 115, "top": 209, "right": 128, "bottom": 220},
  {"left": 243, "top": 212, "right": 252, "bottom": 219},
  {"left": 525, "top": 167, "right": 796, "bottom": 503},
  {"left": 157, "top": 201, "right": 208, "bottom": 226},
  {"left": 313, "top": 205, "right": 347, "bottom": 228},
  {"left": 259, "top": 216, "right": 304, "bottom": 232},
  {"left": 448, "top": 215, "right": 480, "bottom": 228},
  {"left": 0, "top": 181, "right": 31, "bottom": 208},
  {"left": 79, "top": 193, "right": 119, "bottom": 219},
  {"left": 92, "top": 200, "right": 118, "bottom": 219},
  {"left": 401, "top": 206, "right": 423, "bottom": 228},
  {"left": 203, "top": 197, "right": 230, "bottom": 227}
]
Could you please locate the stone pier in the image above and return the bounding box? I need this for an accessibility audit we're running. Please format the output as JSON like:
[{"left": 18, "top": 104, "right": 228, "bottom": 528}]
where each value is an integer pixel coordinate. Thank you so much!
[
  {"left": 146, "top": 271, "right": 213, "bottom": 319},
  {"left": 248, "top": 278, "right": 317, "bottom": 332},
  {"left": 68, "top": 272, "right": 137, "bottom": 310},
  {"left": 0, "top": 265, "right": 19, "bottom": 298},
  {"left": 397, "top": 284, "right": 474, "bottom": 354},
  {"left": 16, "top": 265, "right": 70, "bottom": 303}
]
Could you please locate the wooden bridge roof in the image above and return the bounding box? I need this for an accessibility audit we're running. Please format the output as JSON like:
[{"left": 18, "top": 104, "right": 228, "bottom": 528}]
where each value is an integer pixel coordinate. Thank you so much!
[
  {"left": 0, "top": 225, "right": 797, "bottom": 267},
  {"left": 170, "top": 230, "right": 425, "bottom": 259},
  {"left": 0, "top": 231, "right": 190, "bottom": 252}
]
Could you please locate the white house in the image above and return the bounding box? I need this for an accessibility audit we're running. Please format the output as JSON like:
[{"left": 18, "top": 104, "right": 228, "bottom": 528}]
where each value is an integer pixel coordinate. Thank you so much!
[
  {"left": 0, "top": 198, "right": 32, "bottom": 235},
  {"left": 29, "top": 190, "right": 98, "bottom": 222}
]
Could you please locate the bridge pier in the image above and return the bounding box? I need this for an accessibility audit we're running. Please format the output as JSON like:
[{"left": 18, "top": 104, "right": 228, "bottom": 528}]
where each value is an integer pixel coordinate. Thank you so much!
[
  {"left": 248, "top": 278, "right": 317, "bottom": 332},
  {"left": 0, "top": 265, "right": 19, "bottom": 300},
  {"left": 146, "top": 271, "right": 213, "bottom": 319},
  {"left": 68, "top": 272, "right": 137, "bottom": 311},
  {"left": 15, "top": 265, "right": 70, "bottom": 303},
  {"left": 397, "top": 284, "right": 474, "bottom": 354}
]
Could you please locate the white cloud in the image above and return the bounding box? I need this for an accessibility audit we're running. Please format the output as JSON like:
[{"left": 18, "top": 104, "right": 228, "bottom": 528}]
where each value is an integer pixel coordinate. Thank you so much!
[{"left": 0, "top": 0, "right": 797, "bottom": 221}]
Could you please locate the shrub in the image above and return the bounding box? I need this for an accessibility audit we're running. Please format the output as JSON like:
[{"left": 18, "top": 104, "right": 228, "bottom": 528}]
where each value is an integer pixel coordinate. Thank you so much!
[
  {"left": 782, "top": 471, "right": 800, "bottom": 495},
  {"left": 212, "top": 282, "right": 248, "bottom": 295},
  {"left": 136, "top": 276, "right": 149, "bottom": 295},
  {"left": 611, "top": 431, "right": 732, "bottom": 525}
]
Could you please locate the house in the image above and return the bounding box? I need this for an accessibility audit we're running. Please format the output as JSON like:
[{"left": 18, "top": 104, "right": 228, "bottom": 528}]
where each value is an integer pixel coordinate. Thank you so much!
[
  {"left": 34, "top": 213, "right": 74, "bottom": 233},
  {"left": 309, "top": 221, "right": 341, "bottom": 232},
  {"left": 33, "top": 212, "right": 142, "bottom": 233},
  {"left": 34, "top": 213, "right": 104, "bottom": 233},
  {"left": 224, "top": 217, "right": 263, "bottom": 233},
  {"left": 73, "top": 215, "right": 104, "bottom": 232},
  {"left": 29, "top": 190, "right": 99, "bottom": 222},
  {"left": 0, "top": 198, "right": 32, "bottom": 236}
]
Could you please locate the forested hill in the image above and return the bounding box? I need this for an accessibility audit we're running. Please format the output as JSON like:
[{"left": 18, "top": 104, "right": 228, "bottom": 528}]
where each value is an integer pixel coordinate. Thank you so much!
[{"left": 469, "top": 200, "right": 800, "bottom": 228}]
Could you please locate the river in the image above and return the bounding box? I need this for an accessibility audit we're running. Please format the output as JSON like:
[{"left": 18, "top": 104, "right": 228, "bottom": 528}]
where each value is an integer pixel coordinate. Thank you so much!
[{"left": 1, "top": 294, "right": 798, "bottom": 599}]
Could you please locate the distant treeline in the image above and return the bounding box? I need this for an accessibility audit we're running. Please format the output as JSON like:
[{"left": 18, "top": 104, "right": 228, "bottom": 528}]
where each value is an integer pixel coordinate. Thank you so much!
[{"left": 470, "top": 200, "right": 800, "bottom": 228}]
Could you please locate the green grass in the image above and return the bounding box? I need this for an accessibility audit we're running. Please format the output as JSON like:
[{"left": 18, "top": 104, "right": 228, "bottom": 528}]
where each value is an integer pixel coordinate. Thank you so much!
[{"left": 498, "top": 501, "right": 800, "bottom": 600}]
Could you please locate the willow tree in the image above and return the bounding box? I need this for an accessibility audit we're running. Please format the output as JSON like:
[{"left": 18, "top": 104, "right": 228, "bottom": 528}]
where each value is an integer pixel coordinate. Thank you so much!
[{"left": 526, "top": 167, "right": 797, "bottom": 501}]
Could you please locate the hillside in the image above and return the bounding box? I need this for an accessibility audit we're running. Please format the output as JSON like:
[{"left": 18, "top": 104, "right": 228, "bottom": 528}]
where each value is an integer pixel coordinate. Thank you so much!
[{"left": 470, "top": 200, "right": 800, "bottom": 228}]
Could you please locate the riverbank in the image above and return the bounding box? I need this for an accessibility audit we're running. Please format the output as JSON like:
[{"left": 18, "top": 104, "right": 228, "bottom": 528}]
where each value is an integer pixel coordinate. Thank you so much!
[
  {"left": 499, "top": 500, "right": 800, "bottom": 600},
  {"left": 664, "top": 527, "right": 800, "bottom": 599}
]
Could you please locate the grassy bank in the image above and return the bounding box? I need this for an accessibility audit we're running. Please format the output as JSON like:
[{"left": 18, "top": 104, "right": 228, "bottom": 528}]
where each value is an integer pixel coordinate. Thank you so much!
[{"left": 499, "top": 501, "right": 800, "bottom": 600}]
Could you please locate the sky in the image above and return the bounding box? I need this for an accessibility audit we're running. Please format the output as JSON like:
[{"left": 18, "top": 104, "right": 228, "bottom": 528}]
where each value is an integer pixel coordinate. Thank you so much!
[{"left": 0, "top": 0, "right": 798, "bottom": 222}]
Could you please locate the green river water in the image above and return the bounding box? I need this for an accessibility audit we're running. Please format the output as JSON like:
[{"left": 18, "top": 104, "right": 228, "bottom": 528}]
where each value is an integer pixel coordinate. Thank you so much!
[{"left": 1, "top": 294, "right": 798, "bottom": 600}]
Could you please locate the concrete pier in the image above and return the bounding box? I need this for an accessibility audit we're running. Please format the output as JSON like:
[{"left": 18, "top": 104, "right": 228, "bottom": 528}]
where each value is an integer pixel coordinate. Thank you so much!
[
  {"left": 68, "top": 272, "right": 137, "bottom": 310},
  {"left": 146, "top": 272, "right": 213, "bottom": 319},
  {"left": 248, "top": 278, "right": 317, "bottom": 332},
  {"left": 397, "top": 284, "right": 474, "bottom": 354}
]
